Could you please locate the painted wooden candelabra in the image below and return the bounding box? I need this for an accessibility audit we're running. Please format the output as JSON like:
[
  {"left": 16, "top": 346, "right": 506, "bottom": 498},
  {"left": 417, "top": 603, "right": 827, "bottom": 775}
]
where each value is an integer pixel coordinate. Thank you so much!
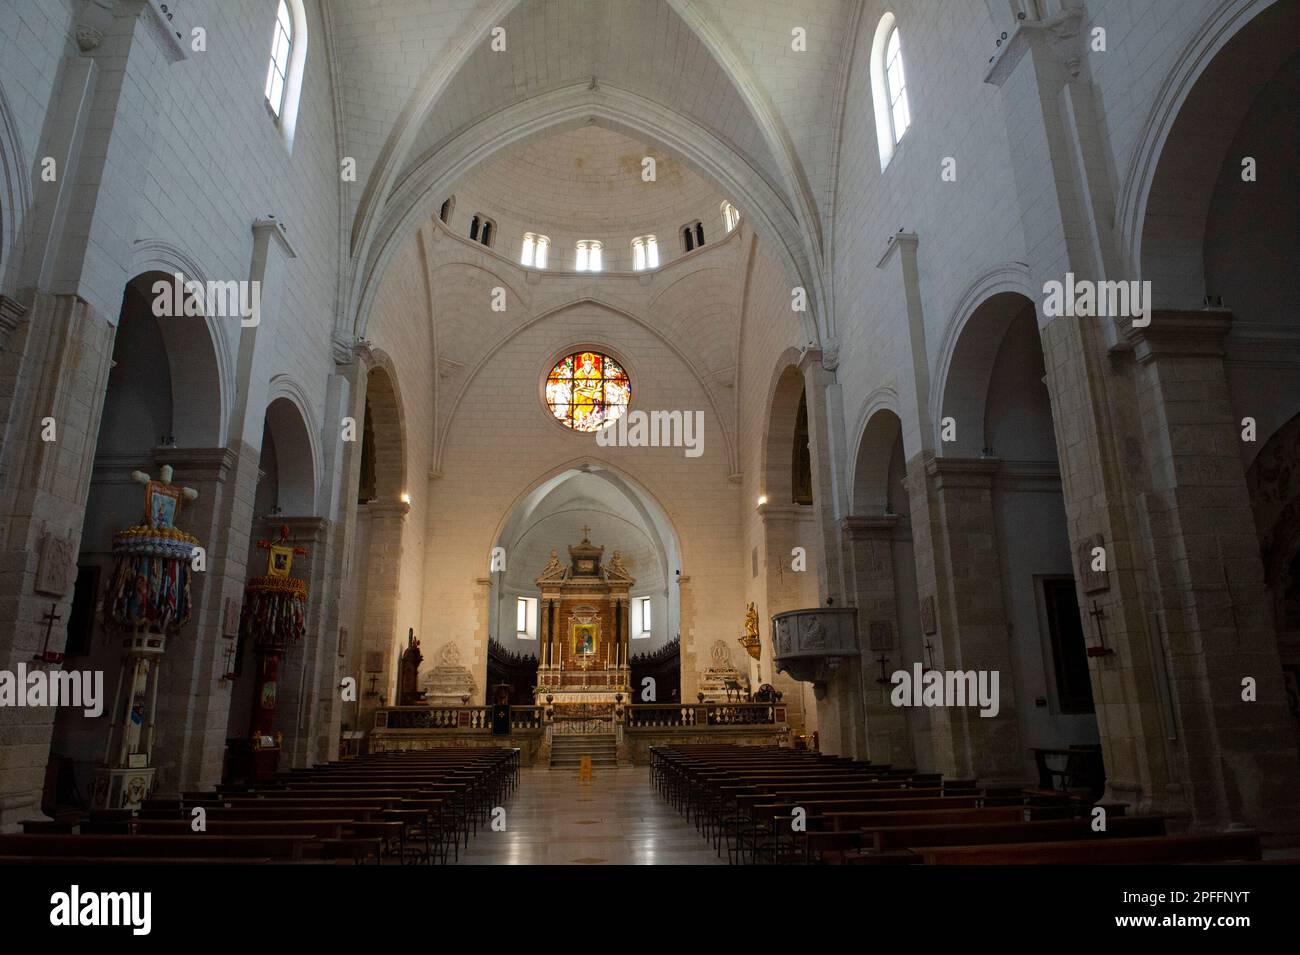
[
  {"left": 226, "top": 525, "right": 308, "bottom": 782},
  {"left": 92, "top": 465, "right": 199, "bottom": 810}
]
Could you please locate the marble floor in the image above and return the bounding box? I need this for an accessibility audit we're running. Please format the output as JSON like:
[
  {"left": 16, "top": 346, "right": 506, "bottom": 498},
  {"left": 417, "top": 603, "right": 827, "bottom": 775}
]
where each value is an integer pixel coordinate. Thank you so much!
[{"left": 454, "top": 765, "right": 725, "bottom": 865}]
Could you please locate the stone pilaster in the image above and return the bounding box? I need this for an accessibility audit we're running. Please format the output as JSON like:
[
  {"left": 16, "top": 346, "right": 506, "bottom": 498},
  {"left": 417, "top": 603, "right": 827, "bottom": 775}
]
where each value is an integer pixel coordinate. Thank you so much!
[
  {"left": 149, "top": 443, "right": 256, "bottom": 792},
  {"left": 843, "top": 515, "right": 914, "bottom": 766},
  {"left": 906, "top": 454, "right": 1024, "bottom": 784},
  {"left": 1118, "top": 311, "right": 1300, "bottom": 829},
  {"left": 265, "top": 516, "right": 332, "bottom": 768},
  {"left": 0, "top": 293, "right": 114, "bottom": 830},
  {"left": 355, "top": 500, "right": 408, "bottom": 729}
]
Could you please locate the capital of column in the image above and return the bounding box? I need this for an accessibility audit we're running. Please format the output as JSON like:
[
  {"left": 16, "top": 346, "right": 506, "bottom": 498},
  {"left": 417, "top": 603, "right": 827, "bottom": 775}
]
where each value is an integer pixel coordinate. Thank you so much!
[
  {"left": 1120, "top": 310, "right": 1232, "bottom": 365},
  {"left": 263, "top": 515, "right": 331, "bottom": 545},
  {"left": 925, "top": 456, "right": 1001, "bottom": 491},
  {"left": 984, "top": 8, "right": 1085, "bottom": 89},
  {"left": 757, "top": 502, "right": 814, "bottom": 526},
  {"left": 841, "top": 514, "right": 901, "bottom": 540},
  {"left": 358, "top": 501, "right": 411, "bottom": 520},
  {"left": 153, "top": 446, "right": 238, "bottom": 483}
]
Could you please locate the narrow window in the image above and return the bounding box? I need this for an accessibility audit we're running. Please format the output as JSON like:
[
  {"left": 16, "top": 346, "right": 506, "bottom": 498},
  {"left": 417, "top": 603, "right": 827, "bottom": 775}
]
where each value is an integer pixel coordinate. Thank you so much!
[
  {"left": 470, "top": 216, "right": 481, "bottom": 242},
  {"left": 632, "top": 235, "right": 659, "bottom": 271},
  {"left": 439, "top": 197, "right": 454, "bottom": 223},
  {"left": 722, "top": 201, "right": 740, "bottom": 233},
  {"left": 264, "top": 1, "right": 293, "bottom": 119},
  {"left": 521, "top": 233, "right": 536, "bottom": 267}
]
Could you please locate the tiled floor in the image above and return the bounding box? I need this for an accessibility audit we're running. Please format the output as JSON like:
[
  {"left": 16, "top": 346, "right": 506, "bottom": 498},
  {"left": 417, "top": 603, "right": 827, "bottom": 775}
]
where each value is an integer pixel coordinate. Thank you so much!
[{"left": 455, "top": 765, "right": 725, "bottom": 865}]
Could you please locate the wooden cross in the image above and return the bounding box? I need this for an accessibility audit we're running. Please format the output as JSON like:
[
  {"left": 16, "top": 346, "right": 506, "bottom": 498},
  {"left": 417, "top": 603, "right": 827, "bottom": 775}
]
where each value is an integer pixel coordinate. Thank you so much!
[
  {"left": 1087, "top": 600, "right": 1114, "bottom": 657},
  {"left": 580, "top": 524, "right": 591, "bottom": 541},
  {"left": 34, "top": 603, "right": 64, "bottom": 663},
  {"left": 875, "top": 651, "right": 892, "bottom": 686},
  {"left": 922, "top": 639, "right": 936, "bottom": 672}
]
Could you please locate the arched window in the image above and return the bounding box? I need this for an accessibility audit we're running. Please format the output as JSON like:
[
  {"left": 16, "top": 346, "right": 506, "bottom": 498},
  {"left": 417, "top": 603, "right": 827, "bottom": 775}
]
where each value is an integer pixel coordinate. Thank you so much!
[
  {"left": 870, "top": 13, "right": 911, "bottom": 170},
  {"left": 682, "top": 221, "right": 703, "bottom": 252},
  {"left": 575, "top": 240, "right": 603, "bottom": 272},
  {"left": 469, "top": 215, "right": 481, "bottom": 241},
  {"left": 631, "top": 235, "right": 659, "bottom": 271},
  {"left": 792, "top": 391, "right": 813, "bottom": 505},
  {"left": 439, "top": 197, "right": 455, "bottom": 223},
  {"left": 544, "top": 351, "right": 630, "bottom": 432},
  {"left": 469, "top": 214, "right": 495, "bottom": 246},
  {"left": 263, "top": 0, "right": 307, "bottom": 149},
  {"left": 722, "top": 201, "right": 740, "bottom": 233},
  {"left": 480, "top": 218, "right": 495, "bottom": 247},
  {"left": 521, "top": 232, "right": 550, "bottom": 268}
]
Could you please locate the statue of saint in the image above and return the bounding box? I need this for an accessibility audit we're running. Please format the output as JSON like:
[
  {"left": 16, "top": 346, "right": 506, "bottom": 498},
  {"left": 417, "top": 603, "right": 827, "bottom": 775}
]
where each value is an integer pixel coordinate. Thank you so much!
[
  {"left": 397, "top": 628, "right": 426, "bottom": 706},
  {"left": 540, "top": 549, "right": 563, "bottom": 578},
  {"left": 745, "top": 602, "right": 760, "bottom": 639}
]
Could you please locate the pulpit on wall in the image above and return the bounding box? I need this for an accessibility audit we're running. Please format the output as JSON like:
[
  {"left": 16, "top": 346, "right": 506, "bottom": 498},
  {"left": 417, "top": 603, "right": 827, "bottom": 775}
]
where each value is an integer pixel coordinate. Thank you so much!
[{"left": 535, "top": 529, "right": 634, "bottom": 732}]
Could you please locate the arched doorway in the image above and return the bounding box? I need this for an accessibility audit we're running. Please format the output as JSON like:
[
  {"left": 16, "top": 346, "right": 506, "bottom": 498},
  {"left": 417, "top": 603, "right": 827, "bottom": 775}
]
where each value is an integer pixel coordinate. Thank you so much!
[
  {"left": 344, "top": 362, "right": 409, "bottom": 731},
  {"left": 223, "top": 394, "right": 320, "bottom": 773},
  {"left": 489, "top": 465, "right": 682, "bottom": 706},
  {"left": 935, "top": 291, "right": 1099, "bottom": 787},
  {"left": 757, "top": 362, "right": 821, "bottom": 741},
  {"left": 48, "top": 272, "right": 222, "bottom": 809},
  {"left": 847, "top": 407, "right": 924, "bottom": 769}
]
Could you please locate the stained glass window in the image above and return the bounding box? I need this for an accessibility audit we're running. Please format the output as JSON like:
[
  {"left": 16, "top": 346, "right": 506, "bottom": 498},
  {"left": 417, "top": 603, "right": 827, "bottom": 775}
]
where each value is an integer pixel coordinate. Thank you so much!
[{"left": 545, "top": 351, "right": 631, "bottom": 432}]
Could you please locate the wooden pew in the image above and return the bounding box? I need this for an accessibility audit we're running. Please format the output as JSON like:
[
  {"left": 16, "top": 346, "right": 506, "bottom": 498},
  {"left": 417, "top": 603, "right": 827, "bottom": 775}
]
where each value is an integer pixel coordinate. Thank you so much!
[{"left": 917, "top": 832, "right": 1261, "bottom": 865}]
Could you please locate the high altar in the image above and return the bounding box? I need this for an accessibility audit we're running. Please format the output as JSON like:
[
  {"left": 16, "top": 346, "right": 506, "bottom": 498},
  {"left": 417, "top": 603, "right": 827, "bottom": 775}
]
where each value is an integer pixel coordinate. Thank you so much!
[{"left": 535, "top": 530, "right": 634, "bottom": 729}]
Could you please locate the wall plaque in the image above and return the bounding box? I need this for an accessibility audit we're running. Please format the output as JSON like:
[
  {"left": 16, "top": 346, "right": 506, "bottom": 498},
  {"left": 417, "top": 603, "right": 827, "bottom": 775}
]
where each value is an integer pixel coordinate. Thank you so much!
[{"left": 920, "top": 595, "right": 937, "bottom": 635}]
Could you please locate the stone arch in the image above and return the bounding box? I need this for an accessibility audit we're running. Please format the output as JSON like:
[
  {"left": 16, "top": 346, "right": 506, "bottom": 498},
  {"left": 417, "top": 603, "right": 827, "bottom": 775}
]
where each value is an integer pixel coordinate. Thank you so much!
[
  {"left": 262, "top": 385, "right": 320, "bottom": 516},
  {"left": 850, "top": 407, "right": 907, "bottom": 517},
  {"left": 0, "top": 76, "right": 31, "bottom": 290},
  {"left": 930, "top": 263, "right": 1035, "bottom": 453},
  {"left": 128, "top": 242, "right": 235, "bottom": 445},
  {"left": 359, "top": 352, "right": 408, "bottom": 503},
  {"left": 936, "top": 291, "right": 1041, "bottom": 458},
  {"left": 760, "top": 352, "right": 807, "bottom": 507},
  {"left": 353, "top": 94, "right": 823, "bottom": 351},
  {"left": 434, "top": 296, "right": 737, "bottom": 475},
  {"left": 1122, "top": 0, "right": 1300, "bottom": 306},
  {"left": 346, "top": 0, "right": 826, "bottom": 345}
]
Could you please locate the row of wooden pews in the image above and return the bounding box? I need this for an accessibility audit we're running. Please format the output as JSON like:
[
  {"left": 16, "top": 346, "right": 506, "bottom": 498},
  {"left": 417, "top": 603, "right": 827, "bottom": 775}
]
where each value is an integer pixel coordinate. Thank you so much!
[
  {"left": 650, "top": 744, "right": 1264, "bottom": 865},
  {"left": 6, "top": 748, "right": 519, "bottom": 865}
]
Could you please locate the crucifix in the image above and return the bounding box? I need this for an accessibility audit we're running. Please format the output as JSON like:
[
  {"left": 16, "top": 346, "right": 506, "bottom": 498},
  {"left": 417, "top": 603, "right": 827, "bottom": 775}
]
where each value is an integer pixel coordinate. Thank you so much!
[
  {"left": 922, "top": 639, "right": 936, "bottom": 672},
  {"left": 1087, "top": 600, "right": 1115, "bottom": 657},
  {"left": 34, "top": 602, "right": 64, "bottom": 664},
  {"left": 874, "top": 651, "right": 893, "bottom": 685},
  {"left": 580, "top": 524, "right": 591, "bottom": 541}
]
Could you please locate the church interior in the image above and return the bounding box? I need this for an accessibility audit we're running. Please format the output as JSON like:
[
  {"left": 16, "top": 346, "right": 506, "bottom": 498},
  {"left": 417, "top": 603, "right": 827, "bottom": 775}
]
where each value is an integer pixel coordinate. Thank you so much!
[{"left": 1, "top": 0, "right": 1299, "bottom": 888}]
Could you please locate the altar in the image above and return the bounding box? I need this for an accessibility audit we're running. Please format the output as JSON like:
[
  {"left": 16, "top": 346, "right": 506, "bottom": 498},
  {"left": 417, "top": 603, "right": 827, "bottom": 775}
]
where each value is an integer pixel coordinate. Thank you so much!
[{"left": 534, "top": 530, "right": 633, "bottom": 733}]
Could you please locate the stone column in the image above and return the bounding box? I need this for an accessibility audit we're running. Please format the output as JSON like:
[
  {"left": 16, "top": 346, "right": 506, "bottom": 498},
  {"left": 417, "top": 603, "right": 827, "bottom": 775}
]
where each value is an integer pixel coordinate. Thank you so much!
[
  {"left": 150, "top": 444, "right": 255, "bottom": 792},
  {"left": 1118, "top": 311, "right": 1300, "bottom": 828},
  {"left": 355, "top": 501, "right": 408, "bottom": 729},
  {"left": 0, "top": 293, "right": 114, "bottom": 829},
  {"left": 268, "top": 516, "right": 331, "bottom": 768},
  {"left": 843, "top": 516, "right": 914, "bottom": 766},
  {"left": 906, "top": 455, "right": 1024, "bottom": 784}
]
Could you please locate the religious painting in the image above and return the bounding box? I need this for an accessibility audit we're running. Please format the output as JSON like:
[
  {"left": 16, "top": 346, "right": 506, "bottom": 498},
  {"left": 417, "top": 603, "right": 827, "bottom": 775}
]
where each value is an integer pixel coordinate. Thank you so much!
[
  {"left": 545, "top": 351, "right": 630, "bottom": 432},
  {"left": 267, "top": 545, "right": 294, "bottom": 578},
  {"left": 573, "top": 622, "right": 597, "bottom": 655},
  {"left": 146, "top": 482, "right": 181, "bottom": 528}
]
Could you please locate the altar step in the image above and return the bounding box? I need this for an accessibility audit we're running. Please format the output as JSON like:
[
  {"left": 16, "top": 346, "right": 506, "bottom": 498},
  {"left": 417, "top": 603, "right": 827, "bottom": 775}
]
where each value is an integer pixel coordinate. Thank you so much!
[{"left": 550, "top": 735, "right": 618, "bottom": 769}]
